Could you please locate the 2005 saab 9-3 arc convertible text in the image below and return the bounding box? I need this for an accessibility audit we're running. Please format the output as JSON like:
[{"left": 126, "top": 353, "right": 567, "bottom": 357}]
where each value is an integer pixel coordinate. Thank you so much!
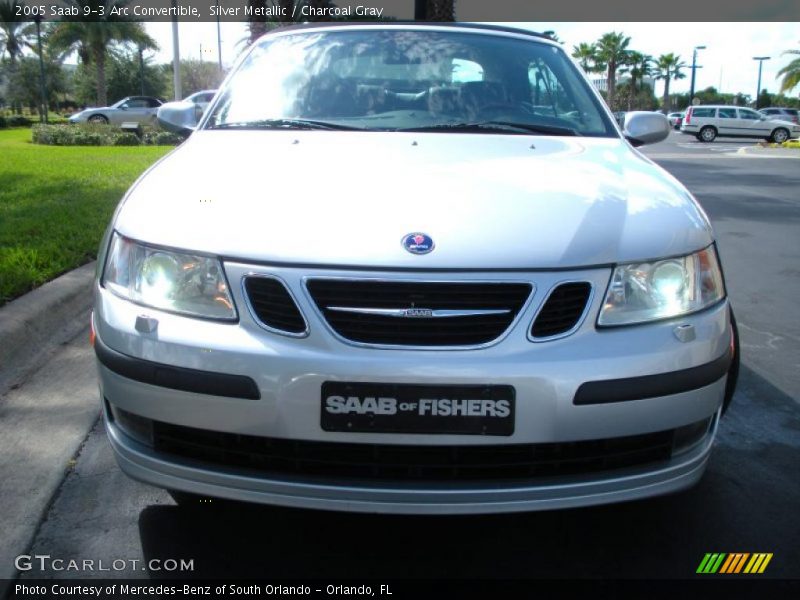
[{"left": 92, "top": 23, "right": 739, "bottom": 514}]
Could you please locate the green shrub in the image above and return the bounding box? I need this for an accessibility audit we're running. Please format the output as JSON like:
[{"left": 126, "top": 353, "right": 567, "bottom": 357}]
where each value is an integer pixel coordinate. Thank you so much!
[
  {"left": 113, "top": 133, "right": 141, "bottom": 146},
  {"left": 143, "top": 130, "right": 184, "bottom": 146},
  {"left": 7, "top": 115, "right": 33, "bottom": 127},
  {"left": 31, "top": 123, "right": 184, "bottom": 146},
  {"left": 0, "top": 115, "right": 6, "bottom": 129}
]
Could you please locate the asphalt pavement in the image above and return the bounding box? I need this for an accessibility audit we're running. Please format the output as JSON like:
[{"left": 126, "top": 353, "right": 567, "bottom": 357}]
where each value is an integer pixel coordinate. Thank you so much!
[{"left": 3, "top": 132, "right": 799, "bottom": 586}]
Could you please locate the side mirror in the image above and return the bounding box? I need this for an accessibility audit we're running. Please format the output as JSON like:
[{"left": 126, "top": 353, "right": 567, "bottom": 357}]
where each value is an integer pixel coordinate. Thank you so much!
[
  {"left": 157, "top": 103, "right": 198, "bottom": 135},
  {"left": 119, "top": 105, "right": 128, "bottom": 111},
  {"left": 623, "top": 111, "right": 670, "bottom": 147}
]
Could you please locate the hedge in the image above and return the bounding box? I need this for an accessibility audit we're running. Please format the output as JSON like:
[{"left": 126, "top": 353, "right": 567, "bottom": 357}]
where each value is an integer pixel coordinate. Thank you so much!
[
  {"left": 0, "top": 115, "right": 35, "bottom": 128},
  {"left": 31, "top": 123, "right": 184, "bottom": 146}
]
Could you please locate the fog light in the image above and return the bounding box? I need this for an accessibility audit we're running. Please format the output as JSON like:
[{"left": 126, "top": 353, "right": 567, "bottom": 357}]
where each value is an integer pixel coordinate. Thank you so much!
[
  {"left": 672, "top": 417, "right": 713, "bottom": 456},
  {"left": 106, "top": 400, "right": 154, "bottom": 447}
]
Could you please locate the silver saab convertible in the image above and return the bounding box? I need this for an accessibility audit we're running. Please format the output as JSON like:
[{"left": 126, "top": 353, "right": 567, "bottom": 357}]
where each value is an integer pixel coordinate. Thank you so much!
[{"left": 92, "top": 23, "right": 739, "bottom": 514}]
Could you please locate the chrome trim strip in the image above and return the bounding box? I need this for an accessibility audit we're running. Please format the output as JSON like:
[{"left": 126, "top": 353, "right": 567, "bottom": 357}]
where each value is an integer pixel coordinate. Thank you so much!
[
  {"left": 325, "top": 306, "right": 512, "bottom": 318},
  {"left": 302, "top": 276, "right": 536, "bottom": 351},
  {"left": 241, "top": 273, "right": 310, "bottom": 338},
  {"left": 527, "top": 280, "right": 595, "bottom": 343}
]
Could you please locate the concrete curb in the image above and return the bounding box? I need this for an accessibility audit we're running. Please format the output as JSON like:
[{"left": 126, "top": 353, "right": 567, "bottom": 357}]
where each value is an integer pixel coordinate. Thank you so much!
[
  {"left": 736, "top": 146, "right": 800, "bottom": 158},
  {"left": 0, "top": 261, "right": 96, "bottom": 393}
]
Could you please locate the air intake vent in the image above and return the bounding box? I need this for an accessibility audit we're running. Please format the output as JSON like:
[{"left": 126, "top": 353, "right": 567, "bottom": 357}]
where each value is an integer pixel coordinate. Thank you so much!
[
  {"left": 153, "top": 419, "right": 674, "bottom": 482},
  {"left": 531, "top": 282, "right": 592, "bottom": 338},
  {"left": 306, "top": 279, "right": 532, "bottom": 347},
  {"left": 244, "top": 277, "right": 306, "bottom": 335}
]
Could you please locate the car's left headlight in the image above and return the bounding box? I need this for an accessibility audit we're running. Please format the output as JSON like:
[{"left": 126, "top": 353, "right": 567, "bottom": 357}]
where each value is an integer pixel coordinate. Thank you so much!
[
  {"left": 598, "top": 246, "right": 725, "bottom": 326},
  {"left": 102, "top": 232, "right": 236, "bottom": 320}
]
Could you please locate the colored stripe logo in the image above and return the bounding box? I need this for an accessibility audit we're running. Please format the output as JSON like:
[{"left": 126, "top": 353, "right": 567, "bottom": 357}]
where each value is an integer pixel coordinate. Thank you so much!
[{"left": 697, "top": 553, "right": 773, "bottom": 574}]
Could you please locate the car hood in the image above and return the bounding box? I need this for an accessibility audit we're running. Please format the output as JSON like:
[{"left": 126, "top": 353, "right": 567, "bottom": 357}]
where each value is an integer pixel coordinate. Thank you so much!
[{"left": 116, "top": 131, "right": 713, "bottom": 269}]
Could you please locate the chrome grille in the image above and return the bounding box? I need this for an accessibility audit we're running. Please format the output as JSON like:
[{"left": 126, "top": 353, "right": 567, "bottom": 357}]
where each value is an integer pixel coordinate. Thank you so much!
[{"left": 306, "top": 279, "right": 532, "bottom": 347}]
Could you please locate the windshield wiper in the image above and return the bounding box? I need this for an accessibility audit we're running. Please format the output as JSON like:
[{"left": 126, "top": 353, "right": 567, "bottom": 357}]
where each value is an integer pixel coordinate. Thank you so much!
[
  {"left": 396, "top": 121, "right": 580, "bottom": 136},
  {"left": 208, "top": 118, "right": 359, "bottom": 131}
]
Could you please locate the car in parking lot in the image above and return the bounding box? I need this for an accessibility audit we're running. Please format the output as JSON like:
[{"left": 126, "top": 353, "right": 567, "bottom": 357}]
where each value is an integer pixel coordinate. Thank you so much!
[
  {"left": 667, "top": 111, "right": 684, "bottom": 129},
  {"left": 68, "top": 96, "right": 163, "bottom": 126},
  {"left": 157, "top": 90, "right": 218, "bottom": 132},
  {"left": 681, "top": 104, "right": 800, "bottom": 142},
  {"left": 93, "top": 23, "right": 738, "bottom": 514},
  {"left": 758, "top": 106, "right": 799, "bottom": 124}
]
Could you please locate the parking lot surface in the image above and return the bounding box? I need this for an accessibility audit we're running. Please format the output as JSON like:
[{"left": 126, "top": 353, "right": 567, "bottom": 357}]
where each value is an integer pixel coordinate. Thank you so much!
[{"left": 7, "top": 131, "right": 800, "bottom": 582}]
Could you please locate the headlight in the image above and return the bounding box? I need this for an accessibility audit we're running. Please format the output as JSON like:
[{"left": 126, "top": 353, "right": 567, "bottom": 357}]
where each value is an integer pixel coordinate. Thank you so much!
[
  {"left": 598, "top": 246, "right": 725, "bottom": 326},
  {"left": 102, "top": 233, "right": 236, "bottom": 320}
]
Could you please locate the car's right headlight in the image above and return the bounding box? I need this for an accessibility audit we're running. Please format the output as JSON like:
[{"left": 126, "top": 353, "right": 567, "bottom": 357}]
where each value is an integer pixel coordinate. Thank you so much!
[
  {"left": 101, "top": 232, "right": 236, "bottom": 320},
  {"left": 598, "top": 246, "right": 725, "bottom": 326}
]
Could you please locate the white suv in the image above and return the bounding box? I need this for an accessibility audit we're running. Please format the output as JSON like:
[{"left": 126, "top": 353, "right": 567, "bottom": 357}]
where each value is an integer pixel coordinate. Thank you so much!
[{"left": 680, "top": 104, "right": 799, "bottom": 143}]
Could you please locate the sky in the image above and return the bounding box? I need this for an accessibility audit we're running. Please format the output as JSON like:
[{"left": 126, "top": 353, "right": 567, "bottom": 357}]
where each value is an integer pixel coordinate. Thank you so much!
[{"left": 142, "top": 21, "right": 799, "bottom": 100}]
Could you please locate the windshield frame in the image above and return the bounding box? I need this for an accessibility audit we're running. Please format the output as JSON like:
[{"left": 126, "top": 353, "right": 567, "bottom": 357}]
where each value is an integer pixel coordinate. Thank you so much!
[{"left": 198, "top": 24, "right": 620, "bottom": 138}]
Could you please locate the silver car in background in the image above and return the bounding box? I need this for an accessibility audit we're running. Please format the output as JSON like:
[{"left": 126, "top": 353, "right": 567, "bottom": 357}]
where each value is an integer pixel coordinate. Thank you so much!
[
  {"left": 157, "top": 90, "right": 217, "bottom": 132},
  {"left": 69, "top": 96, "right": 162, "bottom": 126},
  {"left": 93, "top": 23, "right": 739, "bottom": 514}
]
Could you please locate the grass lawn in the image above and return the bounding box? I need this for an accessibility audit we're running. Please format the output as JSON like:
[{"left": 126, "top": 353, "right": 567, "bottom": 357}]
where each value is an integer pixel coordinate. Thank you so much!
[{"left": 0, "top": 128, "right": 173, "bottom": 305}]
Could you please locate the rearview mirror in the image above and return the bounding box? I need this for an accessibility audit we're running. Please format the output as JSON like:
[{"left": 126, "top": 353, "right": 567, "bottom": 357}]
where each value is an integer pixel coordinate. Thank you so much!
[
  {"left": 623, "top": 111, "right": 670, "bottom": 147},
  {"left": 157, "top": 103, "right": 198, "bottom": 135}
]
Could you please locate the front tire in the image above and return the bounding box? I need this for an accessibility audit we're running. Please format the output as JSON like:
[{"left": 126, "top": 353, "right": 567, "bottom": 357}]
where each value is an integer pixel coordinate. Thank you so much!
[
  {"left": 770, "top": 127, "right": 789, "bottom": 144},
  {"left": 88, "top": 114, "right": 108, "bottom": 124},
  {"left": 699, "top": 126, "right": 717, "bottom": 142}
]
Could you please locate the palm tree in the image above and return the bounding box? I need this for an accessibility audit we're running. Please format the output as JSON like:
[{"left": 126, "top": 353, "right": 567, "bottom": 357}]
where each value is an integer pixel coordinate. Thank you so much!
[
  {"left": 593, "top": 32, "right": 631, "bottom": 111},
  {"left": 777, "top": 48, "right": 800, "bottom": 93},
  {"left": 0, "top": 0, "right": 33, "bottom": 64},
  {"left": 0, "top": 0, "right": 35, "bottom": 113},
  {"left": 655, "top": 53, "right": 686, "bottom": 113},
  {"left": 49, "top": 0, "right": 157, "bottom": 107},
  {"left": 571, "top": 42, "right": 597, "bottom": 73},
  {"left": 623, "top": 51, "right": 653, "bottom": 92}
]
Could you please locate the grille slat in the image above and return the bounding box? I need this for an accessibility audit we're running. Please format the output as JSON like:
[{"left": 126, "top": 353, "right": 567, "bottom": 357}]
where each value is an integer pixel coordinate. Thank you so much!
[
  {"left": 153, "top": 421, "right": 674, "bottom": 482},
  {"left": 531, "top": 282, "right": 592, "bottom": 338},
  {"left": 307, "top": 280, "right": 532, "bottom": 346},
  {"left": 245, "top": 277, "right": 307, "bottom": 335}
]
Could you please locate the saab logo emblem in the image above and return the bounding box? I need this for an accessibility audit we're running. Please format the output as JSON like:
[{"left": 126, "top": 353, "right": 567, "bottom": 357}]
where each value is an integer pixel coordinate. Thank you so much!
[
  {"left": 402, "top": 232, "right": 434, "bottom": 255},
  {"left": 404, "top": 308, "right": 433, "bottom": 318},
  {"left": 696, "top": 553, "right": 773, "bottom": 574}
]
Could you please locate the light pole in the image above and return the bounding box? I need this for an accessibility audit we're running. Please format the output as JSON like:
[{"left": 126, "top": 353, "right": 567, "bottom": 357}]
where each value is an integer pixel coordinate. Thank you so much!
[
  {"left": 138, "top": 44, "right": 145, "bottom": 95},
  {"left": 215, "top": 0, "right": 223, "bottom": 73},
  {"left": 171, "top": 0, "right": 182, "bottom": 100},
  {"left": 753, "top": 56, "right": 770, "bottom": 109},
  {"left": 33, "top": 16, "right": 48, "bottom": 123},
  {"left": 688, "top": 45, "right": 706, "bottom": 104}
]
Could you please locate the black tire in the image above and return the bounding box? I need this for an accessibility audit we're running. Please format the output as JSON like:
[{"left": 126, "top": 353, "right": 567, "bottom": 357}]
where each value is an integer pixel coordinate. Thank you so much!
[
  {"left": 168, "top": 489, "right": 215, "bottom": 506},
  {"left": 88, "top": 114, "right": 108, "bottom": 124},
  {"left": 770, "top": 127, "right": 789, "bottom": 144},
  {"left": 699, "top": 126, "right": 717, "bottom": 143},
  {"left": 722, "top": 307, "right": 740, "bottom": 416}
]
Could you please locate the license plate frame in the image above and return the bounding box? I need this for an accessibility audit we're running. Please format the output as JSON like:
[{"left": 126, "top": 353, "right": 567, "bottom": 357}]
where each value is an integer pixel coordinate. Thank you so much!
[{"left": 321, "top": 382, "right": 515, "bottom": 436}]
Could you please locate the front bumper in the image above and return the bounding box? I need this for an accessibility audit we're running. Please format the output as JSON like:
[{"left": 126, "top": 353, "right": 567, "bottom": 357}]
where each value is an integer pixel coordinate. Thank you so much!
[{"left": 94, "top": 263, "right": 731, "bottom": 513}]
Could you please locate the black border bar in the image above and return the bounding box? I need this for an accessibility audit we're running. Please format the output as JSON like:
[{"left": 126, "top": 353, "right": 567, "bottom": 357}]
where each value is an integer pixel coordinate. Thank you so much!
[
  {"left": 574, "top": 349, "right": 732, "bottom": 405},
  {"left": 94, "top": 335, "right": 261, "bottom": 400}
]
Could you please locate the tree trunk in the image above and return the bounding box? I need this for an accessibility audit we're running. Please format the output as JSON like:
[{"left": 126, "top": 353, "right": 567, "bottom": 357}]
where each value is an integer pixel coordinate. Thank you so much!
[
  {"left": 94, "top": 46, "right": 107, "bottom": 107},
  {"left": 247, "top": 0, "right": 268, "bottom": 43},
  {"left": 278, "top": 0, "right": 293, "bottom": 21},
  {"left": 606, "top": 61, "right": 615, "bottom": 111},
  {"left": 662, "top": 78, "right": 671, "bottom": 113}
]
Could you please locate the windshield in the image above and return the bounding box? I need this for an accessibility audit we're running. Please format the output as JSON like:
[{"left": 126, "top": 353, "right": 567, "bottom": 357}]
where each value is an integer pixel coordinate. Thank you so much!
[{"left": 205, "top": 28, "right": 616, "bottom": 136}]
